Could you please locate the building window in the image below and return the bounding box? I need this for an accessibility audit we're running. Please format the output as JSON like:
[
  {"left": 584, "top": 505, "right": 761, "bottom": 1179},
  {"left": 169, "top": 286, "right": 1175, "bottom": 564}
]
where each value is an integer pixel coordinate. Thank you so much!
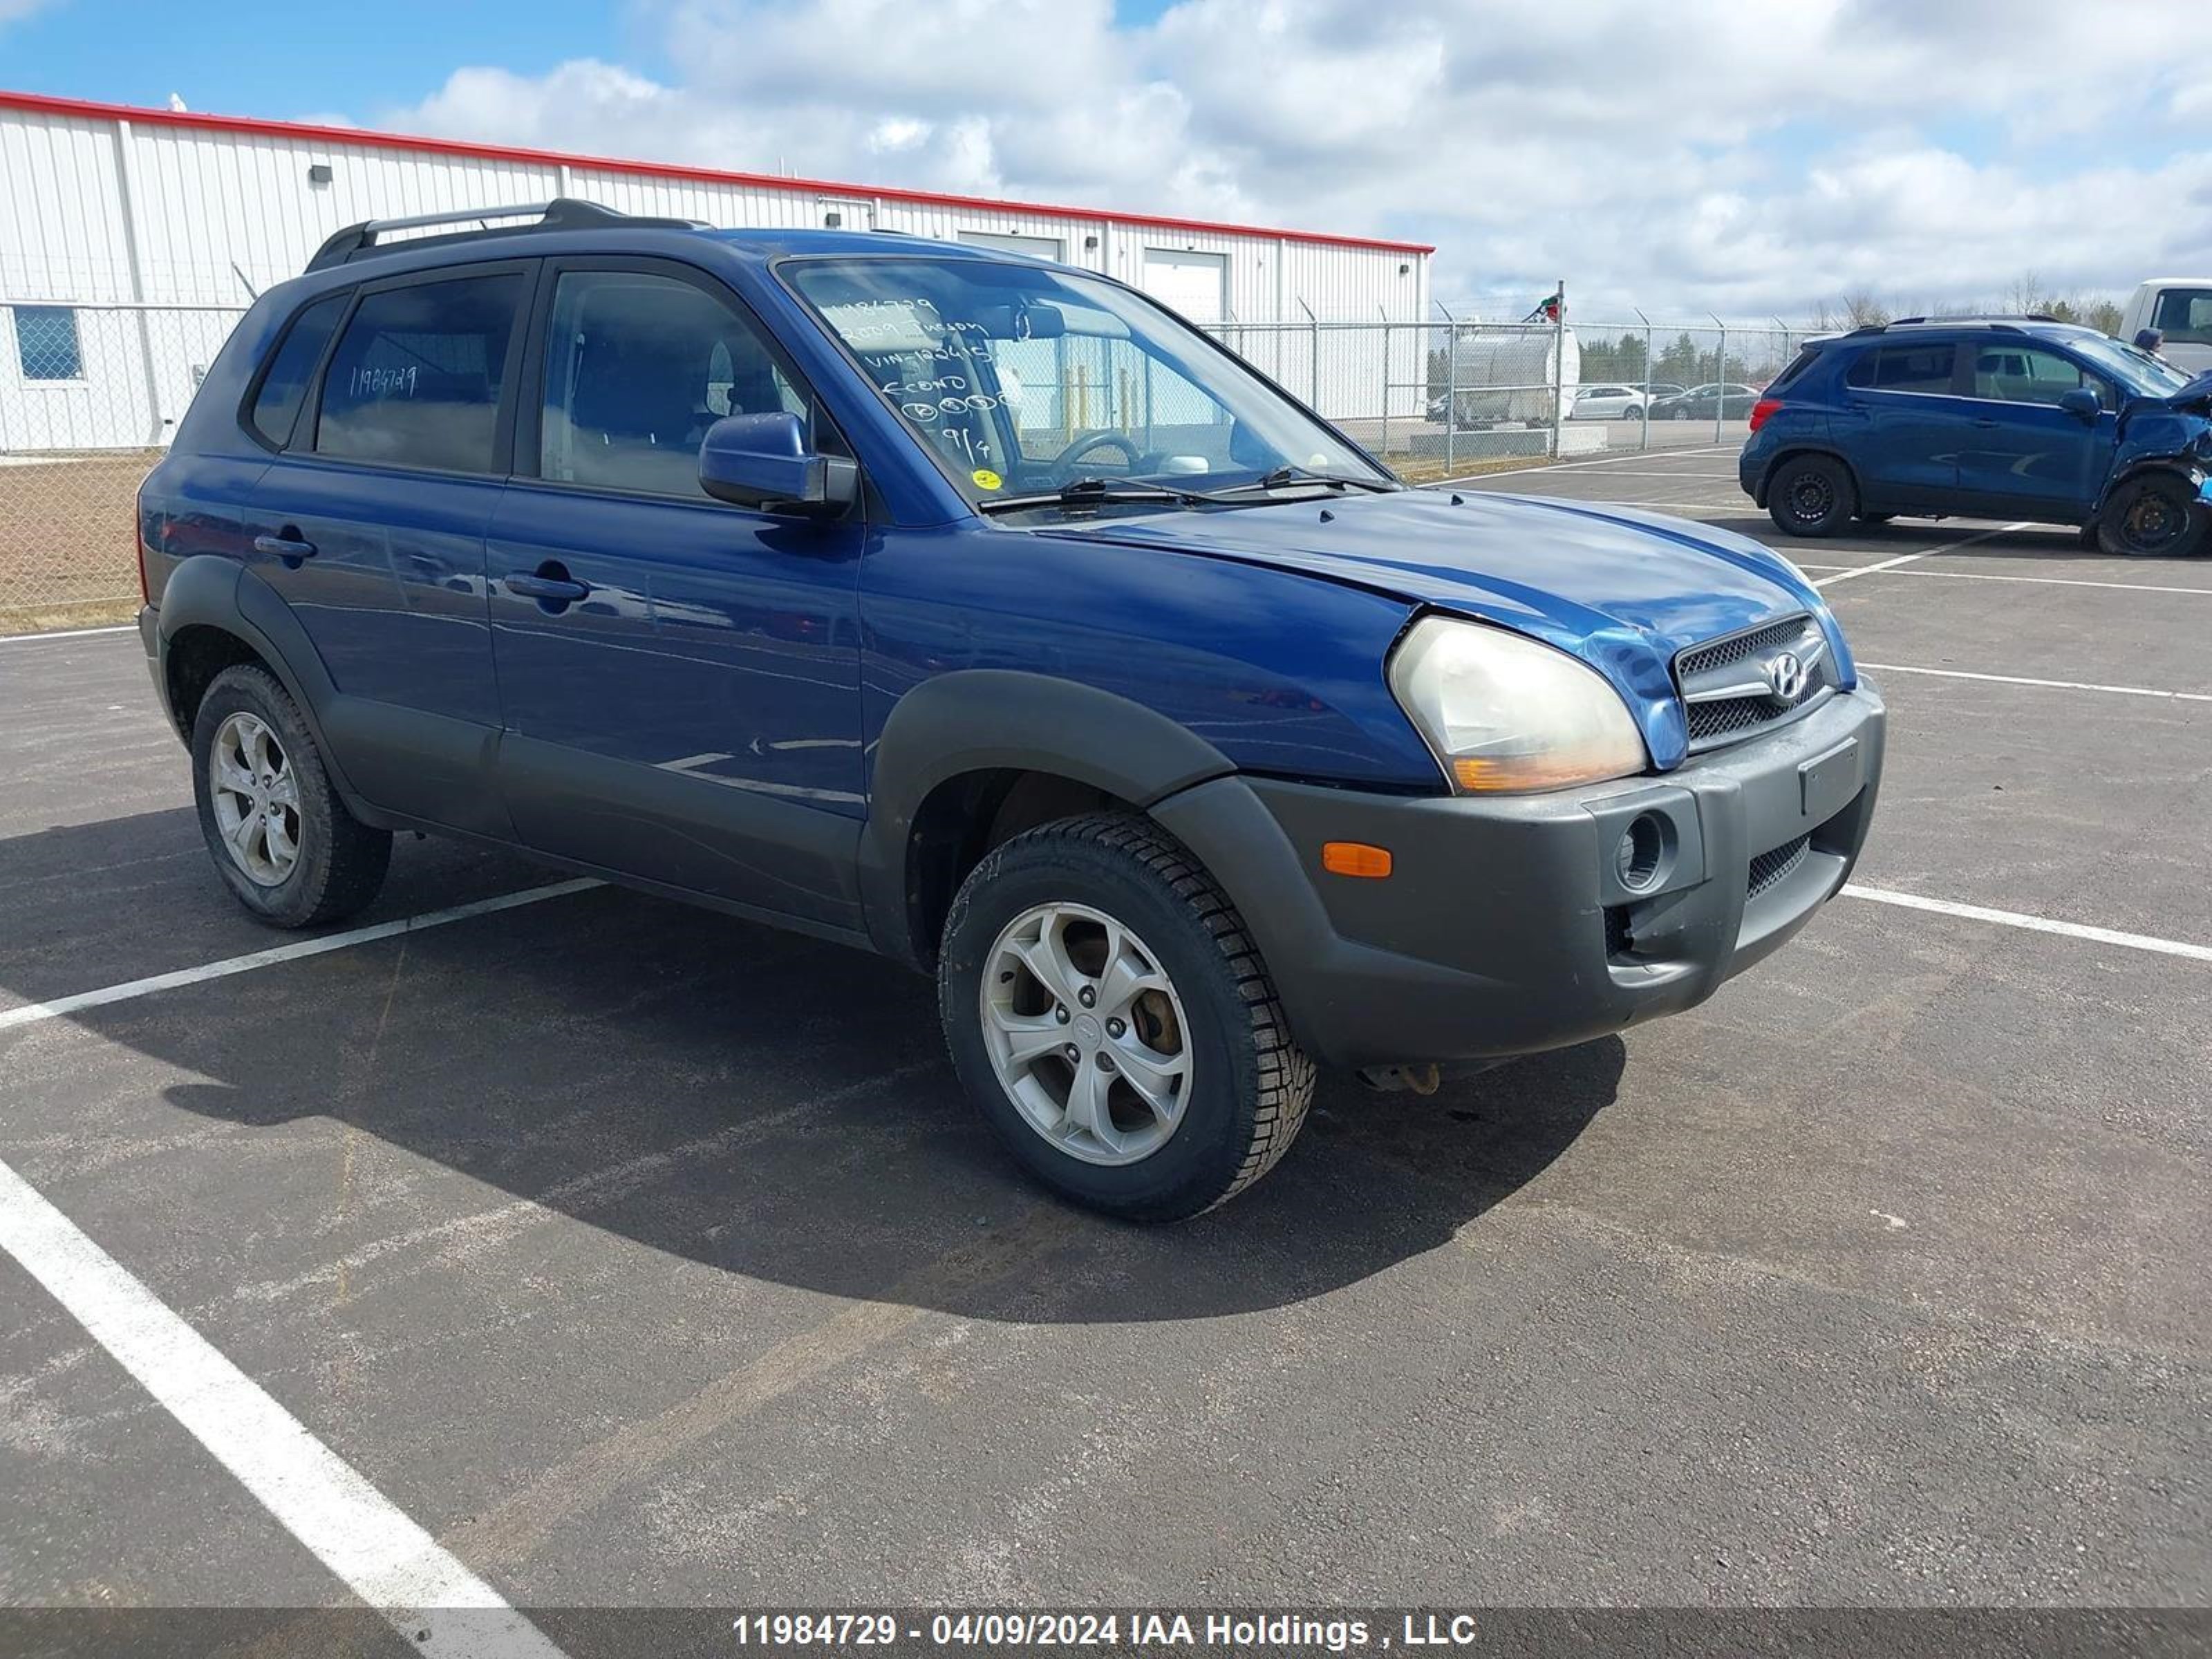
[{"left": 15, "top": 306, "right": 84, "bottom": 381}]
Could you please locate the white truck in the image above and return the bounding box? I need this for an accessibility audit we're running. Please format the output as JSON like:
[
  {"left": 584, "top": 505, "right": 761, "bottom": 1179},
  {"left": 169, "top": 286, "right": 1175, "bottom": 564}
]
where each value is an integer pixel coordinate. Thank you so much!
[{"left": 2121, "top": 278, "right": 2212, "bottom": 374}]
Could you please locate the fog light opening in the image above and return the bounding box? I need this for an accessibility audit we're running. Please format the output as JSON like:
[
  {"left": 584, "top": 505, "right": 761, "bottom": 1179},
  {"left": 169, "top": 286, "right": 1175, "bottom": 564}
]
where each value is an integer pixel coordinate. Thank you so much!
[{"left": 1615, "top": 813, "right": 1667, "bottom": 892}]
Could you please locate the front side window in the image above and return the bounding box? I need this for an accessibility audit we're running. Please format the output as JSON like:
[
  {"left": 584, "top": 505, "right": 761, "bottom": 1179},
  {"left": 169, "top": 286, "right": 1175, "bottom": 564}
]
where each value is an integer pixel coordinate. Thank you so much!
[
  {"left": 538, "top": 270, "right": 805, "bottom": 498},
  {"left": 314, "top": 273, "right": 523, "bottom": 472},
  {"left": 780, "top": 255, "right": 1387, "bottom": 512},
  {"left": 2152, "top": 288, "right": 2212, "bottom": 345},
  {"left": 1846, "top": 343, "right": 1956, "bottom": 393},
  {"left": 248, "top": 292, "right": 348, "bottom": 448},
  {"left": 14, "top": 306, "right": 82, "bottom": 381},
  {"left": 1969, "top": 345, "right": 2101, "bottom": 406}
]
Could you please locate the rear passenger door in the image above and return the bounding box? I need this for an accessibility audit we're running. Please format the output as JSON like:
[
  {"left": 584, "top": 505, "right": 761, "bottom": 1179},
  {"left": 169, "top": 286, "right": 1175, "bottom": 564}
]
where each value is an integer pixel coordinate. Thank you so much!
[
  {"left": 1830, "top": 340, "right": 1969, "bottom": 510},
  {"left": 1952, "top": 344, "right": 2117, "bottom": 520},
  {"left": 245, "top": 263, "right": 529, "bottom": 834},
  {"left": 486, "top": 258, "right": 868, "bottom": 932}
]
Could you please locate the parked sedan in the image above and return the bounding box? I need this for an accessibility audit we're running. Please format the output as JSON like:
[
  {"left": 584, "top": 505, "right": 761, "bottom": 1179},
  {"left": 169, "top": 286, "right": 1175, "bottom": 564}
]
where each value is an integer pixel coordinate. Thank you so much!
[
  {"left": 1568, "top": 384, "right": 1651, "bottom": 420},
  {"left": 1653, "top": 382, "right": 1762, "bottom": 421}
]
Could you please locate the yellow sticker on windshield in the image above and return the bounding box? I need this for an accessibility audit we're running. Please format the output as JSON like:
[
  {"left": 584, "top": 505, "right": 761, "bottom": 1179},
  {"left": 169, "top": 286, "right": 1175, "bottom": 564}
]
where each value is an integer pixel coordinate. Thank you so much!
[{"left": 972, "top": 468, "right": 1002, "bottom": 491}]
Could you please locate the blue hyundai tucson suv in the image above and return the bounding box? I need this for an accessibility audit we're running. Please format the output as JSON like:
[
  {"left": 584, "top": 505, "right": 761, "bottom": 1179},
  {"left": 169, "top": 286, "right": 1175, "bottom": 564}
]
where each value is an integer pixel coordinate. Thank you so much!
[
  {"left": 1741, "top": 316, "right": 2212, "bottom": 556},
  {"left": 135, "top": 201, "right": 1886, "bottom": 1219}
]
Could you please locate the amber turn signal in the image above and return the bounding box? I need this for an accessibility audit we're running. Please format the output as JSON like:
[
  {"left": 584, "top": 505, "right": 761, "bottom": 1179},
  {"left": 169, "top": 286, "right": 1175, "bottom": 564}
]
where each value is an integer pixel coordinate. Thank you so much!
[{"left": 1321, "top": 841, "right": 1393, "bottom": 879}]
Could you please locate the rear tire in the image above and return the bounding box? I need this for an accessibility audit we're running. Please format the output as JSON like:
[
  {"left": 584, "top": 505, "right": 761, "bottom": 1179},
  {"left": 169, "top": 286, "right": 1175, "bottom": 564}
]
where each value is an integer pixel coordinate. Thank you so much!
[
  {"left": 937, "top": 814, "right": 1314, "bottom": 1221},
  {"left": 191, "top": 664, "right": 391, "bottom": 928},
  {"left": 2097, "top": 473, "right": 2207, "bottom": 559},
  {"left": 1766, "top": 454, "right": 1856, "bottom": 538}
]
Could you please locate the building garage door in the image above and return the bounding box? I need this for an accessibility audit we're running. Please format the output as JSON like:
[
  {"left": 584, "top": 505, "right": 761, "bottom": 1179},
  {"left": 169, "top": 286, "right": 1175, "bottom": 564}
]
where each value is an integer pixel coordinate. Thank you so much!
[{"left": 1141, "top": 249, "right": 1228, "bottom": 325}]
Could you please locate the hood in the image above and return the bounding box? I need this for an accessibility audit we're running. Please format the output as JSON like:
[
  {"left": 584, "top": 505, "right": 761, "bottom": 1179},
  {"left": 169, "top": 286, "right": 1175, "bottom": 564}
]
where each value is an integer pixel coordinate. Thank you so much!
[
  {"left": 1043, "top": 487, "right": 1850, "bottom": 768},
  {"left": 2163, "top": 368, "right": 2212, "bottom": 407}
]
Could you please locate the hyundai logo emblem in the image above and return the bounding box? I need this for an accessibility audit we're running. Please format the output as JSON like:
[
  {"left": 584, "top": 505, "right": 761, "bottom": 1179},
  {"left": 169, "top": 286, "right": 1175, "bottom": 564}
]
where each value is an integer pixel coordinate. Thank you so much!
[{"left": 1765, "top": 650, "right": 1808, "bottom": 702}]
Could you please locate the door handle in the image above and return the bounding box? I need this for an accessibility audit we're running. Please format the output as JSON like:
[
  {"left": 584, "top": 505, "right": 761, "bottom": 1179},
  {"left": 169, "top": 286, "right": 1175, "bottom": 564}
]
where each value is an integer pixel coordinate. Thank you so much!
[
  {"left": 506, "top": 572, "right": 591, "bottom": 603},
  {"left": 1972, "top": 418, "right": 2000, "bottom": 429},
  {"left": 252, "top": 532, "right": 317, "bottom": 560}
]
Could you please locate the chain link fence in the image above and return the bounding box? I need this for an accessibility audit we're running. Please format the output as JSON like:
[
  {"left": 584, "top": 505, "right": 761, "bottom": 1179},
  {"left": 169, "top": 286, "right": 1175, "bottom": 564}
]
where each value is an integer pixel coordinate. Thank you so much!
[
  {"left": 2, "top": 300, "right": 245, "bottom": 632},
  {"left": 1, "top": 291, "right": 1817, "bottom": 634}
]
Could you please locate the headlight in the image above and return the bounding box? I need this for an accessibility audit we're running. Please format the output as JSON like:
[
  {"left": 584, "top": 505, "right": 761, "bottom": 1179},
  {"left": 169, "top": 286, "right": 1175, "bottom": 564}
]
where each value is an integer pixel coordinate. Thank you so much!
[{"left": 1388, "top": 615, "right": 1648, "bottom": 794}]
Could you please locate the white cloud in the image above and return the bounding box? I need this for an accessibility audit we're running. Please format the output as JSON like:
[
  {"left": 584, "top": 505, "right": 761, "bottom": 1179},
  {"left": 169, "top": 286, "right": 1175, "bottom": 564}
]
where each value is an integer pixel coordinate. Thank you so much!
[{"left": 371, "top": 0, "right": 2212, "bottom": 321}]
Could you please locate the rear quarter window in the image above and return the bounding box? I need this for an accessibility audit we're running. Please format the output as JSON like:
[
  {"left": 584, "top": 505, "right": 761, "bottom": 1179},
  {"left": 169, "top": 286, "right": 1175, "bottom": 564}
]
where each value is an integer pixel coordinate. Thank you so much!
[
  {"left": 1764, "top": 346, "right": 1821, "bottom": 393},
  {"left": 246, "top": 293, "right": 348, "bottom": 449}
]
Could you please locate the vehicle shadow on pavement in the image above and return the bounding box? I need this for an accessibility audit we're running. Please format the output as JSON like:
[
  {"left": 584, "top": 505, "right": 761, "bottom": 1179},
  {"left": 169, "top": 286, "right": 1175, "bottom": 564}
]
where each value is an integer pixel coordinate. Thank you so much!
[{"left": 17, "top": 848, "right": 1623, "bottom": 1323}]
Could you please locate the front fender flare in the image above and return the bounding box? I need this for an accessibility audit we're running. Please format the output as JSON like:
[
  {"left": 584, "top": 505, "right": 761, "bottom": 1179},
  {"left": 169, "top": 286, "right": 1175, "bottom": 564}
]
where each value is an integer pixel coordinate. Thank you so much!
[{"left": 858, "top": 671, "right": 1236, "bottom": 964}]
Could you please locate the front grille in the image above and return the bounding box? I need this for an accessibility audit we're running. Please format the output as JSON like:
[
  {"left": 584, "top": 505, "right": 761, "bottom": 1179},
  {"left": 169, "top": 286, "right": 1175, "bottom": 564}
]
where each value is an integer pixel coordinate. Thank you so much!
[
  {"left": 1687, "top": 693, "right": 1799, "bottom": 744},
  {"left": 1674, "top": 613, "right": 1832, "bottom": 752},
  {"left": 1675, "top": 615, "right": 1810, "bottom": 681},
  {"left": 1746, "top": 834, "right": 1811, "bottom": 901}
]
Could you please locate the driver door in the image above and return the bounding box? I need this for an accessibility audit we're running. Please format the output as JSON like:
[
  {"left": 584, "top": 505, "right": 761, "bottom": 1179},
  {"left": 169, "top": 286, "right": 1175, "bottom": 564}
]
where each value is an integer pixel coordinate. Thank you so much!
[
  {"left": 1953, "top": 345, "right": 2117, "bottom": 520},
  {"left": 487, "top": 257, "right": 868, "bottom": 930}
]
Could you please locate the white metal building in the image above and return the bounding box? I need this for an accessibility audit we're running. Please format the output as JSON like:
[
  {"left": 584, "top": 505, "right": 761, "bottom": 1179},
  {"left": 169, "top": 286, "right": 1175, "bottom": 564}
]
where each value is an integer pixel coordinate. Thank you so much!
[{"left": 0, "top": 89, "right": 1432, "bottom": 451}]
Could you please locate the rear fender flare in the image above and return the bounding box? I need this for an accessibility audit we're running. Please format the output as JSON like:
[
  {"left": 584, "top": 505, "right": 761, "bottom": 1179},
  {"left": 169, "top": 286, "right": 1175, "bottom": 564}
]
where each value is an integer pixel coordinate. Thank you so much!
[
  {"left": 1754, "top": 444, "right": 1864, "bottom": 509},
  {"left": 156, "top": 556, "right": 361, "bottom": 800}
]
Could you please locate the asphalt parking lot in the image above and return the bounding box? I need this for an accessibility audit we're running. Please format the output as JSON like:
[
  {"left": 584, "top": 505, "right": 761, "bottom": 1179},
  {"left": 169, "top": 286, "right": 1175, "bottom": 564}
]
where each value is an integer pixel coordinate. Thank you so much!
[{"left": 2, "top": 441, "right": 2208, "bottom": 1648}]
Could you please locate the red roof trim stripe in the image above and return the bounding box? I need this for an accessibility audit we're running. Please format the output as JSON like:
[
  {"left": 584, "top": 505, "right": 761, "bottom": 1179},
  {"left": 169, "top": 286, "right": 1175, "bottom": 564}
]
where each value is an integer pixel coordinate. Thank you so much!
[{"left": 0, "top": 88, "right": 1436, "bottom": 256}]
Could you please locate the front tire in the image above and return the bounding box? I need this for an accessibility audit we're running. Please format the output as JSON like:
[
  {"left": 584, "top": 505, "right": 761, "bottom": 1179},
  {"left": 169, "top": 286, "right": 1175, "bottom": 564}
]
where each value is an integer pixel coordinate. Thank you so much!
[
  {"left": 937, "top": 814, "right": 1314, "bottom": 1221},
  {"left": 2097, "top": 473, "right": 2207, "bottom": 559},
  {"left": 191, "top": 664, "right": 391, "bottom": 928},
  {"left": 1767, "top": 454, "right": 1856, "bottom": 537}
]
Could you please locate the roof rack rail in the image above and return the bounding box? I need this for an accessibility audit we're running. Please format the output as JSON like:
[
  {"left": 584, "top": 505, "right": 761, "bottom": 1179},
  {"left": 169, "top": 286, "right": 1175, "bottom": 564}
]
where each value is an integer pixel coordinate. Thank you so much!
[
  {"left": 1887, "top": 312, "right": 2063, "bottom": 326},
  {"left": 305, "top": 198, "right": 706, "bottom": 273}
]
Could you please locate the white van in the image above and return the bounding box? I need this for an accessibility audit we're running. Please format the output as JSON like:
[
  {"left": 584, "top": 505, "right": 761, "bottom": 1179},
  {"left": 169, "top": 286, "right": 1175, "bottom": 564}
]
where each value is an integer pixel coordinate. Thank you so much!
[{"left": 2121, "top": 279, "right": 2212, "bottom": 374}]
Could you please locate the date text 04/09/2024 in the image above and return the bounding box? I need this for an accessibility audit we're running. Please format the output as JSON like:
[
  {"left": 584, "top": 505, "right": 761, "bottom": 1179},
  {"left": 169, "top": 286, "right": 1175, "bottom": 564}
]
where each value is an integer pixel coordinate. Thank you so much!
[{"left": 729, "top": 1612, "right": 1489, "bottom": 1649}]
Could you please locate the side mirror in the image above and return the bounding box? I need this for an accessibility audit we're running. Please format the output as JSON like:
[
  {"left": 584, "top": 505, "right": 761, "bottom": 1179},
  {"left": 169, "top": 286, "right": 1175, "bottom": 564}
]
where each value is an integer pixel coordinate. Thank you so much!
[
  {"left": 697, "top": 412, "right": 858, "bottom": 517},
  {"left": 2058, "top": 386, "right": 2102, "bottom": 423}
]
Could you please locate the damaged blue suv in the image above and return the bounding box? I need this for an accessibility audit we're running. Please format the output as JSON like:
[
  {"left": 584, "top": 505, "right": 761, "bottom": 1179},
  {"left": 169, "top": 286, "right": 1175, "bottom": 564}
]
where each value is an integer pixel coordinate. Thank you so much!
[
  {"left": 136, "top": 201, "right": 1884, "bottom": 1219},
  {"left": 1743, "top": 316, "right": 2212, "bottom": 556}
]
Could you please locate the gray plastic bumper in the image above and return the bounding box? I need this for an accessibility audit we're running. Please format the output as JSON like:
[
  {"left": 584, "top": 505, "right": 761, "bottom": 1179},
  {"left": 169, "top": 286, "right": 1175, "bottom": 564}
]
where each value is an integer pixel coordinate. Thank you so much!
[{"left": 1151, "top": 684, "right": 1886, "bottom": 1070}]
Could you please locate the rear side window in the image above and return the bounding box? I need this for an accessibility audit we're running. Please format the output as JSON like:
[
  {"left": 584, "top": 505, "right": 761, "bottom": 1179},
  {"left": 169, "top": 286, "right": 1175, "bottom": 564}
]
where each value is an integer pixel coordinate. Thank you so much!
[
  {"left": 2151, "top": 288, "right": 2212, "bottom": 345},
  {"left": 1845, "top": 343, "right": 1956, "bottom": 393},
  {"left": 314, "top": 273, "right": 523, "bottom": 472},
  {"left": 247, "top": 293, "right": 347, "bottom": 449}
]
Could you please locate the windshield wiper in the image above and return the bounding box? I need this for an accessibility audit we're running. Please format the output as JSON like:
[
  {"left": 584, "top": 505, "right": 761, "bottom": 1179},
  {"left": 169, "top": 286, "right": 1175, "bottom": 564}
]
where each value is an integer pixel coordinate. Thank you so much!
[
  {"left": 1221, "top": 466, "right": 1400, "bottom": 497},
  {"left": 975, "top": 477, "right": 1228, "bottom": 515}
]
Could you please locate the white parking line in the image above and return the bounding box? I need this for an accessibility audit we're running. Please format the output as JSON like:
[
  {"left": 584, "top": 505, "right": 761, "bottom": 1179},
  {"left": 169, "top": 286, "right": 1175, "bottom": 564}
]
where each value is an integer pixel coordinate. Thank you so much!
[
  {"left": 1857, "top": 662, "right": 2212, "bottom": 704},
  {"left": 0, "top": 623, "right": 136, "bottom": 644},
  {"left": 0, "top": 879, "right": 600, "bottom": 1034},
  {"left": 1856, "top": 568, "right": 2212, "bottom": 598},
  {"left": 0, "top": 1158, "right": 569, "bottom": 1657},
  {"left": 1844, "top": 886, "right": 2212, "bottom": 965},
  {"left": 1813, "top": 521, "right": 2034, "bottom": 586},
  {"left": 1430, "top": 444, "right": 1735, "bottom": 485}
]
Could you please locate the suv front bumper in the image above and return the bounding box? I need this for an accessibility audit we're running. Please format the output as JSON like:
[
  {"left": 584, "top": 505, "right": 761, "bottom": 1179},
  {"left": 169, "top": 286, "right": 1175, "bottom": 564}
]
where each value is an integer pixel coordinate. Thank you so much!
[{"left": 1150, "top": 684, "right": 1885, "bottom": 1070}]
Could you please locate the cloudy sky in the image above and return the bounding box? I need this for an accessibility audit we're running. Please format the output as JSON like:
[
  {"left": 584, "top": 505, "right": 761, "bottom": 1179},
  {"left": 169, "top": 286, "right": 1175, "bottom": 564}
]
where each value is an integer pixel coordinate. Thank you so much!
[{"left": 7, "top": 0, "right": 2209, "bottom": 320}]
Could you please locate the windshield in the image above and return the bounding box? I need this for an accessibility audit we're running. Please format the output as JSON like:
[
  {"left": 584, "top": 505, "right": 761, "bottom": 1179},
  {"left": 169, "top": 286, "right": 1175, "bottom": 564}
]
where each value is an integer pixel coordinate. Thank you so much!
[
  {"left": 2068, "top": 334, "right": 2194, "bottom": 398},
  {"left": 781, "top": 255, "right": 1391, "bottom": 513}
]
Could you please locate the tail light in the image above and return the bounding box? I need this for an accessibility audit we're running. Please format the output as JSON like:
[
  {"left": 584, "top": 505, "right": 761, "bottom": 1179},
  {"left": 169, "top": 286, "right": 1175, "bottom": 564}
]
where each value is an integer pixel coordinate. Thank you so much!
[
  {"left": 1747, "top": 397, "right": 1782, "bottom": 433},
  {"left": 134, "top": 486, "right": 153, "bottom": 606}
]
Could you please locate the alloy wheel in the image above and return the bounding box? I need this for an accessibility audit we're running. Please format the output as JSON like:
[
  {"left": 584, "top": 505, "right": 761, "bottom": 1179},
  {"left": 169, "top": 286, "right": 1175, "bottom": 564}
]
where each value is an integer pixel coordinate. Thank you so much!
[
  {"left": 979, "top": 901, "right": 1193, "bottom": 1166},
  {"left": 208, "top": 711, "right": 302, "bottom": 886}
]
